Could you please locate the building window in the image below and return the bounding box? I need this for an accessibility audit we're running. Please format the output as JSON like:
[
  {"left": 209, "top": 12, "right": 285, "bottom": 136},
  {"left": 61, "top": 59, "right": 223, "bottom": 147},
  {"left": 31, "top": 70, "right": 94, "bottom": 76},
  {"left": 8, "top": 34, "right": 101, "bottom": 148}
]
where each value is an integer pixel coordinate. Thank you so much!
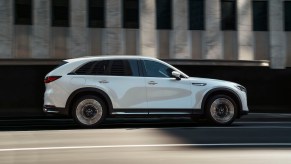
[
  {"left": 123, "top": 0, "right": 139, "bottom": 29},
  {"left": 253, "top": 1, "right": 268, "bottom": 31},
  {"left": 15, "top": 0, "right": 32, "bottom": 25},
  {"left": 88, "top": 0, "right": 105, "bottom": 28},
  {"left": 189, "top": 0, "right": 204, "bottom": 30},
  {"left": 52, "top": 0, "right": 69, "bottom": 27},
  {"left": 221, "top": 0, "right": 236, "bottom": 30},
  {"left": 156, "top": 0, "right": 172, "bottom": 29},
  {"left": 284, "top": 1, "right": 291, "bottom": 31}
]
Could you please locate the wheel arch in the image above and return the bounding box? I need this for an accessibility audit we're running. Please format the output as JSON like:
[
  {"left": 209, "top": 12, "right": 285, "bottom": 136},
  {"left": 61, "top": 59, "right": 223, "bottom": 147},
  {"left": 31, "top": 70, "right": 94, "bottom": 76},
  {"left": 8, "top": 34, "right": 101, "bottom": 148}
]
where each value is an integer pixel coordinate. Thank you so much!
[
  {"left": 201, "top": 88, "right": 243, "bottom": 118},
  {"left": 65, "top": 87, "right": 113, "bottom": 117}
]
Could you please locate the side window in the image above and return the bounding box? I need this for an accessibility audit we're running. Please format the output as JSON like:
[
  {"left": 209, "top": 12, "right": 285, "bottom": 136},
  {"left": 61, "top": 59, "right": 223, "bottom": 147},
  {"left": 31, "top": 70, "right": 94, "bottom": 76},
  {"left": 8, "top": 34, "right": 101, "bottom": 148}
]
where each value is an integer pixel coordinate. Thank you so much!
[
  {"left": 91, "top": 60, "right": 110, "bottom": 75},
  {"left": 143, "top": 60, "right": 173, "bottom": 78},
  {"left": 74, "top": 61, "right": 95, "bottom": 75},
  {"left": 74, "top": 60, "right": 109, "bottom": 75},
  {"left": 109, "top": 60, "right": 139, "bottom": 76}
]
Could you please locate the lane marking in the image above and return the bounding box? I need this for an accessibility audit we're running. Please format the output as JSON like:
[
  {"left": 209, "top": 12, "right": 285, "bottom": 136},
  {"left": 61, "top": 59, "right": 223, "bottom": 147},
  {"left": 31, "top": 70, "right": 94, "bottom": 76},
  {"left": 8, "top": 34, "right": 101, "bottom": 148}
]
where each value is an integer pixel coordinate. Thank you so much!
[
  {"left": 141, "top": 125, "right": 291, "bottom": 129},
  {"left": 1, "top": 143, "right": 291, "bottom": 152},
  {"left": 1, "top": 125, "right": 291, "bottom": 131},
  {"left": 235, "top": 122, "right": 291, "bottom": 124}
]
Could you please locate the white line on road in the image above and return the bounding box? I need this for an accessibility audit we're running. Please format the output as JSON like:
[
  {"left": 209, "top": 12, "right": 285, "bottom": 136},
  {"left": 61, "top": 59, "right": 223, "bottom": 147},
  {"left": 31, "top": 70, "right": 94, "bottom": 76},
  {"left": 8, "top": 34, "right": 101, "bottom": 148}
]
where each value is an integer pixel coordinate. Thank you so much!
[
  {"left": 235, "top": 122, "right": 291, "bottom": 124},
  {"left": 0, "top": 143, "right": 291, "bottom": 152}
]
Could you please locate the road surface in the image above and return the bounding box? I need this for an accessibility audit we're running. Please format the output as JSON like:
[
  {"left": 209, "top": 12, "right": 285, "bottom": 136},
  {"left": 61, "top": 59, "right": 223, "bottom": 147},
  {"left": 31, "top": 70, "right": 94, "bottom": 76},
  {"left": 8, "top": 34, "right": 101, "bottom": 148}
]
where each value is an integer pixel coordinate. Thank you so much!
[{"left": 0, "top": 113, "right": 291, "bottom": 164}]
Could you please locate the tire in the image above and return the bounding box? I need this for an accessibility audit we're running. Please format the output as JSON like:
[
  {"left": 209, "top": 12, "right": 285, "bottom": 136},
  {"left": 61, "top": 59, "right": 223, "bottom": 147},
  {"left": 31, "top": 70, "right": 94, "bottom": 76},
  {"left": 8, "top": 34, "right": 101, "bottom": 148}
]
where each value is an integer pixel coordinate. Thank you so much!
[
  {"left": 205, "top": 95, "right": 237, "bottom": 125},
  {"left": 72, "top": 95, "right": 107, "bottom": 128}
]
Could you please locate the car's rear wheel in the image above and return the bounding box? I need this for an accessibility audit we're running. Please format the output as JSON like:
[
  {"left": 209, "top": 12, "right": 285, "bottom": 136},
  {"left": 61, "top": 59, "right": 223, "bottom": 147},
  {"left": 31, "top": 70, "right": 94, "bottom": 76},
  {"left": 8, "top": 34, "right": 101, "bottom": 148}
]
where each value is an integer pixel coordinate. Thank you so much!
[
  {"left": 72, "top": 95, "right": 107, "bottom": 128},
  {"left": 206, "top": 95, "right": 237, "bottom": 125}
]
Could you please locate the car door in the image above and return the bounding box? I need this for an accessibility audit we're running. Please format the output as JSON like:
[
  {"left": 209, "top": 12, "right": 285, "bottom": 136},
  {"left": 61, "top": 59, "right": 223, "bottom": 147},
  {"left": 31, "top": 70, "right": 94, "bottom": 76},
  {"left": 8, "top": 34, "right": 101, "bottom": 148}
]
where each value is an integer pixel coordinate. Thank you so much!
[
  {"left": 86, "top": 59, "right": 147, "bottom": 114},
  {"left": 142, "top": 59, "right": 193, "bottom": 114}
]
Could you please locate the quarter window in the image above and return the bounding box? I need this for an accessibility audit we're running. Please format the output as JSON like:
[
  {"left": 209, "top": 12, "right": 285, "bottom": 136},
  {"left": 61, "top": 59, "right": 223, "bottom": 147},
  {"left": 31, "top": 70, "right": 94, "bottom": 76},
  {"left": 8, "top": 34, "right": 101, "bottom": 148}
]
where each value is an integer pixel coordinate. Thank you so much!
[
  {"left": 143, "top": 60, "right": 173, "bottom": 78},
  {"left": 74, "top": 61, "right": 109, "bottom": 75}
]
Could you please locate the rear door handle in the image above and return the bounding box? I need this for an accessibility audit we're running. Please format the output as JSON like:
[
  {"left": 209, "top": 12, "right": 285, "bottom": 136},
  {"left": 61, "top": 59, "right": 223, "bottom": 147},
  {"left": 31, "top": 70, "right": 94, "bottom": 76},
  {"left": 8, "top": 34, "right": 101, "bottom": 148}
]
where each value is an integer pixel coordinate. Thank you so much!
[
  {"left": 99, "top": 80, "right": 109, "bottom": 84},
  {"left": 148, "top": 81, "right": 158, "bottom": 85}
]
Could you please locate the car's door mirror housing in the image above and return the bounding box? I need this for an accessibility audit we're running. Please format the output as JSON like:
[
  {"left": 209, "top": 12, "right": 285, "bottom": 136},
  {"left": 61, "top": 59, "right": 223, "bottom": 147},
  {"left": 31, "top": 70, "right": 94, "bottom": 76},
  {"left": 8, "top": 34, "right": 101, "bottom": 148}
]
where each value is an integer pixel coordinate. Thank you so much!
[{"left": 172, "top": 71, "right": 181, "bottom": 80}]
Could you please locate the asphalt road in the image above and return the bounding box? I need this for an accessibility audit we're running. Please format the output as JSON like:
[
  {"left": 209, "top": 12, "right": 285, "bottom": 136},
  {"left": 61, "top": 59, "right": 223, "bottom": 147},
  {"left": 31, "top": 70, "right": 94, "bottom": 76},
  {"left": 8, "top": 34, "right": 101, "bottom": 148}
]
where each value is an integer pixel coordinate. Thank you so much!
[{"left": 0, "top": 113, "right": 291, "bottom": 164}]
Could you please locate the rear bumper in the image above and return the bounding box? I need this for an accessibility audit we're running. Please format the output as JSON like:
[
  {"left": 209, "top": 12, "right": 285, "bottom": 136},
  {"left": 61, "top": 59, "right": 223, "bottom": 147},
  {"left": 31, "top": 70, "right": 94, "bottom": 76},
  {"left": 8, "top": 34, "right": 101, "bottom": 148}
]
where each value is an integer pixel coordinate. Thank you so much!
[{"left": 43, "top": 105, "right": 68, "bottom": 115}]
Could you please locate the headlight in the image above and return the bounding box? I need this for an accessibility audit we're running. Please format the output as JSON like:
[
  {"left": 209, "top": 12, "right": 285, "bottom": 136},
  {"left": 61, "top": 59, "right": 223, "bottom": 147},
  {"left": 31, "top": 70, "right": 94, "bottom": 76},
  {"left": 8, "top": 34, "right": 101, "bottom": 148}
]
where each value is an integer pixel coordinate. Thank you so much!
[{"left": 236, "top": 85, "right": 247, "bottom": 92}]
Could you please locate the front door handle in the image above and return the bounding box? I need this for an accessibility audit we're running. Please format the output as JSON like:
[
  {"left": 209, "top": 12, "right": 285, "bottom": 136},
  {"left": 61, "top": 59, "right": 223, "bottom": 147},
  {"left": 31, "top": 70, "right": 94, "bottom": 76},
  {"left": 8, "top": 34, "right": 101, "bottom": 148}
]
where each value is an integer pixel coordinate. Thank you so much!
[
  {"left": 99, "top": 80, "right": 109, "bottom": 84},
  {"left": 148, "top": 81, "right": 158, "bottom": 85}
]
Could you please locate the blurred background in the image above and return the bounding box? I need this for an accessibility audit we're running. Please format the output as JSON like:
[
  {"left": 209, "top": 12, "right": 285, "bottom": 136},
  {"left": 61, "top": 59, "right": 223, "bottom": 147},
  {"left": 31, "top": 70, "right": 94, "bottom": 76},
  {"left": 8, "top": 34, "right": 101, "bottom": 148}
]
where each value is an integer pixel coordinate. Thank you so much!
[
  {"left": 0, "top": 0, "right": 290, "bottom": 117},
  {"left": 0, "top": 1, "right": 291, "bottom": 163}
]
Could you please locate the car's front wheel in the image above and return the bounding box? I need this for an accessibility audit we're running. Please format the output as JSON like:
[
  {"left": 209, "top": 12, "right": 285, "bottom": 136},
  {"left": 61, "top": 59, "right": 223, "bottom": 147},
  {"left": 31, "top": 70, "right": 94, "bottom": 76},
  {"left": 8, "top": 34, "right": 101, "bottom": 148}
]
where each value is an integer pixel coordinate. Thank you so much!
[
  {"left": 206, "top": 95, "right": 237, "bottom": 125},
  {"left": 72, "top": 95, "right": 107, "bottom": 128}
]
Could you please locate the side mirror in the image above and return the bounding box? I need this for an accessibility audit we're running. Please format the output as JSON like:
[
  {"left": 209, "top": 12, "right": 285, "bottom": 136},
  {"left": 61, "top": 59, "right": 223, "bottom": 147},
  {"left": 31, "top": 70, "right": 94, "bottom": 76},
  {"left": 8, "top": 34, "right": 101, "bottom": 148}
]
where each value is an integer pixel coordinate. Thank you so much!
[{"left": 172, "top": 71, "right": 181, "bottom": 80}]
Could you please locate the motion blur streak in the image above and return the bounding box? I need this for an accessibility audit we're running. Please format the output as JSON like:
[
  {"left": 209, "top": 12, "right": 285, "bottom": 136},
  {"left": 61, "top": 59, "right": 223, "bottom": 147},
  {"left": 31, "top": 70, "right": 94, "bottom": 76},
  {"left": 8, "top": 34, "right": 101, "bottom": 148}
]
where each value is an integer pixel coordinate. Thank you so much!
[{"left": 1, "top": 143, "right": 291, "bottom": 152}]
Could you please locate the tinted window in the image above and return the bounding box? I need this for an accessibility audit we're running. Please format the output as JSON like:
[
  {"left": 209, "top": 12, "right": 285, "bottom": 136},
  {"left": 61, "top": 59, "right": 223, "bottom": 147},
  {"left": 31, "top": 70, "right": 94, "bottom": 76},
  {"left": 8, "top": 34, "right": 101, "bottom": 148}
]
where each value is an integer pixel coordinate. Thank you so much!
[
  {"left": 110, "top": 60, "right": 139, "bottom": 76},
  {"left": 253, "top": 1, "right": 268, "bottom": 31},
  {"left": 92, "top": 60, "right": 110, "bottom": 75},
  {"left": 143, "top": 60, "right": 173, "bottom": 78},
  {"left": 74, "top": 60, "right": 139, "bottom": 76},
  {"left": 52, "top": 0, "right": 69, "bottom": 27},
  {"left": 189, "top": 0, "right": 204, "bottom": 30},
  {"left": 123, "top": 0, "right": 139, "bottom": 29},
  {"left": 88, "top": 0, "right": 105, "bottom": 28},
  {"left": 75, "top": 61, "right": 109, "bottom": 75},
  {"left": 156, "top": 0, "right": 172, "bottom": 29},
  {"left": 221, "top": 0, "right": 236, "bottom": 30},
  {"left": 15, "top": 0, "right": 32, "bottom": 25},
  {"left": 75, "top": 61, "right": 95, "bottom": 75}
]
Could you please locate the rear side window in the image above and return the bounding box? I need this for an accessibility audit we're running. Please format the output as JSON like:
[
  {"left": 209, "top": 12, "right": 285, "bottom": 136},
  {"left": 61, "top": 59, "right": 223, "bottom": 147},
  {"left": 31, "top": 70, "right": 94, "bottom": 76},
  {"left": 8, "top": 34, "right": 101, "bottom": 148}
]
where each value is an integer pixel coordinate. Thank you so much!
[
  {"left": 74, "top": 60, "right": 109, "bottom": 75},
  {"left": 74, "top": 61, "right": 95, "bottom": 75},
  {"left": 91, "top": 60, "right": 110, "bottom": 75},
  {"left": 110, "top": 60, "right": 139, "bottom": 76},
  {"left": 74, "top": 60, "right": 139, "bottom": 76}
]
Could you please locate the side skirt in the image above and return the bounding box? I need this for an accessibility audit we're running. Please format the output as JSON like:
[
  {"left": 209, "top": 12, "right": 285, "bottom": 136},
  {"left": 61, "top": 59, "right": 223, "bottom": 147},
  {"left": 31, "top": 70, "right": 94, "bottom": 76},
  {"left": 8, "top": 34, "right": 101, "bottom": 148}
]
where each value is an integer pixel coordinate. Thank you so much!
[{"left": 109, "top": 108, "right": 203, "bottom": 118}]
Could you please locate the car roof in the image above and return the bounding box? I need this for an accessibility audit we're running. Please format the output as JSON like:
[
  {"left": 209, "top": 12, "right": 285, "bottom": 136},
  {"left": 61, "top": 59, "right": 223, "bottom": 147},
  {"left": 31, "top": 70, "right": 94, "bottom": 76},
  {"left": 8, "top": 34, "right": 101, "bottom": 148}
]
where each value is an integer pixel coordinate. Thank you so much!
[{"left": 64, "top": 55, "right": 158, "bottom": 63}]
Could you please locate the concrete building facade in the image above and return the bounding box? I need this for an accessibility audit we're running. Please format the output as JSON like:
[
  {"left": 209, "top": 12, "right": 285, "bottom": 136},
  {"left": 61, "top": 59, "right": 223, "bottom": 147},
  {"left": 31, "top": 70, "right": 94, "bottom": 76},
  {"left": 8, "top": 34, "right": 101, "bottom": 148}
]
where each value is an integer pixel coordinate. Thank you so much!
[{"left": 0, "top": 0, "right": 291, "bottom": 69}]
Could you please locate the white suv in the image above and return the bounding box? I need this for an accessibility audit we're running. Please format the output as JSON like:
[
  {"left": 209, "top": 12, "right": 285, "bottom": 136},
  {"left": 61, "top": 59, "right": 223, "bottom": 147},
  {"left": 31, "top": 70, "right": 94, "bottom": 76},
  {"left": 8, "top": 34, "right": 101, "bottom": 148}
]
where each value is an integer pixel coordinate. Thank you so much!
[{"left": 44, "top": 56, "right": 248, "bottom": 127}]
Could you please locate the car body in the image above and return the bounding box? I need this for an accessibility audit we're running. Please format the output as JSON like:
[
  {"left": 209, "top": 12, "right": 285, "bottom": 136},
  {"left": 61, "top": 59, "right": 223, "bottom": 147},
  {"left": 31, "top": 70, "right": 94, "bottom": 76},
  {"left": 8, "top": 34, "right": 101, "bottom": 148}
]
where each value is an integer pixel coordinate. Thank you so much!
[{"left": 44, "top": 56, "right": 248, "bottom": 127}]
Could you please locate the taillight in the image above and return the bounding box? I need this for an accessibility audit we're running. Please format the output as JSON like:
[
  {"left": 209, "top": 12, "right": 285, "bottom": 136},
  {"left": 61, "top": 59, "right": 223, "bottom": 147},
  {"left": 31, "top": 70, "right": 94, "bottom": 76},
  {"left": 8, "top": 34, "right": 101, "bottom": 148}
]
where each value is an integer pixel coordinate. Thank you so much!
[{"left": 44, "top": 76, "right": 62, "bottom": 83}]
